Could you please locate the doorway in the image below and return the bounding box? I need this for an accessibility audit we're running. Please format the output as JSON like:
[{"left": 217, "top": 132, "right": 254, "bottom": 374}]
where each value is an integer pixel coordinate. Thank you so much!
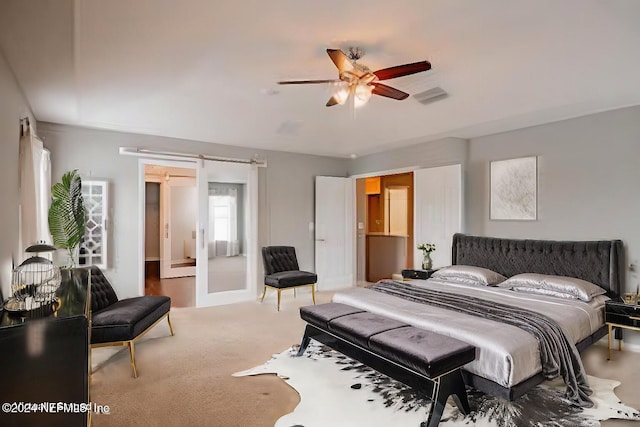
[
  {"left": 143, "top": 164, "right": 197, "bottom": 307},
  {"left": 356, "top": 172, "right": 414, "bottom": 283}
]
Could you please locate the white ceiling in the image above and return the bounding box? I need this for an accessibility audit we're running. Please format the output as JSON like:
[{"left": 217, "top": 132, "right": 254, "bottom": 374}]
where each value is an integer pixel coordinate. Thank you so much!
[{"left": 1, "top": 0, "right": 640, "bottom": 158}]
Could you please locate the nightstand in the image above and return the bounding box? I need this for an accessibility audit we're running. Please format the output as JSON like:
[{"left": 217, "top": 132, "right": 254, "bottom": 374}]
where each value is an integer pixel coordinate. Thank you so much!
[
  {"left": 604, "top": 300, "right": 640, "bottom": 360},
  {"left": 401, "top": 269, "right": 437, "bottom": 280}
]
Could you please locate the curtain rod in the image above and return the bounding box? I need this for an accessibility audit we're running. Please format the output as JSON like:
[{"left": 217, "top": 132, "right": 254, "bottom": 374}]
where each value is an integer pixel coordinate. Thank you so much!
[{"left": 118, "top": 147, "right": 267, "bottom": 167}]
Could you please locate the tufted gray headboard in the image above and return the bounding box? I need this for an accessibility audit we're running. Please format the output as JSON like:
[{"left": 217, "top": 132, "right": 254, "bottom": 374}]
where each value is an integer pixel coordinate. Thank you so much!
[{"left": 451, "top": 234, "right": 624, "bottom": 295}]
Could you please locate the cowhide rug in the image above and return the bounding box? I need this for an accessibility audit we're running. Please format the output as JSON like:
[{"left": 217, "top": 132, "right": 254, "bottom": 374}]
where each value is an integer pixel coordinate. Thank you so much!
[{"left": 234, "top": 342, "right": 640, "bottom": 427}]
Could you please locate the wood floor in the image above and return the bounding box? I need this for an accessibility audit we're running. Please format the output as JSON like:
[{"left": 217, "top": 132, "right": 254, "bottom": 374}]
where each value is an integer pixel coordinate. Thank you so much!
[{"left": 145, "top": 261, "right": 195, "bottom": 307}]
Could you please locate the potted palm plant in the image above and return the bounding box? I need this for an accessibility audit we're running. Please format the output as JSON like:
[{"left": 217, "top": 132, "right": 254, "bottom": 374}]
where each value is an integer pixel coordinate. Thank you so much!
[{"left": 48, "top": 169, "right": 88, "bottom": 315}]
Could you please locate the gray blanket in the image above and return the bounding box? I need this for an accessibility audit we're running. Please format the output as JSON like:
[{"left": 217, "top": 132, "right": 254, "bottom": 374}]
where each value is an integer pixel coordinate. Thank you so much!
[{"left": 371, "top": 280, "right": 593, "bottom": 407}]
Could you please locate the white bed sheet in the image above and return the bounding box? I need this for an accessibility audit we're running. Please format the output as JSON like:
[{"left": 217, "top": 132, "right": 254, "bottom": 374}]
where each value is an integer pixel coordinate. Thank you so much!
[{"left": 332, "top": 278, "right": 607, "bottom": 388}]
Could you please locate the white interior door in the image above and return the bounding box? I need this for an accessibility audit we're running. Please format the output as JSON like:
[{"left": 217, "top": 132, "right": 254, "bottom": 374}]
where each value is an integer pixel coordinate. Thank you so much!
[
  {"left": 315, "top": 176, "right": 354, "bottom": 289},
  {"left": 414, "top": 164, "right": 462, "bottom": 269},
  {"left": 160, "top": 177, "right": 197, "bottom": 279},
  {"left": 196, "top": 160, "right": 258, "bottom": 307}
]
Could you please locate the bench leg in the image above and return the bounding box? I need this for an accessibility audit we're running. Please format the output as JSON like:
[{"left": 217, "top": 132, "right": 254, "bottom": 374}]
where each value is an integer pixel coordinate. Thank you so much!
[
  {"left": 128, "top": 341, "right": 138, "bottom": 378},
  {"left": 295, "top": 325, "right": 314, "bottom": 356},
  {"left": 425, "top": 370, "right": 469, "bottom": 427},
  {"left": 167, "top": 312, "right": 175, "bottom": 336}
]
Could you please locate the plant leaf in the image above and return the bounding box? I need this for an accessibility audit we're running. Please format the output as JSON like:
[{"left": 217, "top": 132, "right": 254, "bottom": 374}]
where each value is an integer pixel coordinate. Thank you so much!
[{"left": 48, "top": 170, "right": 86, "bottom": 254}]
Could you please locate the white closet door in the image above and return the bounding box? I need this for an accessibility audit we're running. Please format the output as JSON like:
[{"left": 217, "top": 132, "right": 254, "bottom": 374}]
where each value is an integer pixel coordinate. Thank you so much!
[
  {"left": 414, "top": 164, "right": 462, "bottom": 269},
  {"left": 315, "top": 176, "right": 354, "bottom": 289}
]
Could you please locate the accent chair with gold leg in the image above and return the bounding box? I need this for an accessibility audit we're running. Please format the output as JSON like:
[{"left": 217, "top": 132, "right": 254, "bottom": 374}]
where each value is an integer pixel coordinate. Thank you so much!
[
  {"left": 89, "top": 266, "right": 174, "bottom": 377},
  {"left": 261, "top": 246, "right": 317, "bottom": 311}
]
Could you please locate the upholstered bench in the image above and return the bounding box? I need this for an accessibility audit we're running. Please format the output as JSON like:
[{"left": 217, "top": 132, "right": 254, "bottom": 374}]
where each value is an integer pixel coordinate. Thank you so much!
[
  {"left": 90, "top": 267, "right": 174, "bottom": 377},
  {"left": 297, "top": 303, "right": 476, "bottom": 427}
]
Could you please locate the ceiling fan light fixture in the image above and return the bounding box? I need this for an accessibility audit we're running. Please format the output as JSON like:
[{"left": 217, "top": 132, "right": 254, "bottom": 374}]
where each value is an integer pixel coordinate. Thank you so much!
[
  {"left": 354, "top": 83, "right": 373, "bottom": 108},
  {"left": 280, "top": 48, "right": 429, "bottom": 108},
  {"left": 334, "top": 87, "right": 350, "bottom": 105}
]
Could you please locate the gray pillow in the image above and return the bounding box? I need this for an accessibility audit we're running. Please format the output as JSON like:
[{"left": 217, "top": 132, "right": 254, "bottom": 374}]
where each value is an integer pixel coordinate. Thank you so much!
[
  {"left": 499, "top": 273, "right": 606, "bottom": 302},
  {"left": 431, "top": 265, "right": 507, "bottom": 286}
]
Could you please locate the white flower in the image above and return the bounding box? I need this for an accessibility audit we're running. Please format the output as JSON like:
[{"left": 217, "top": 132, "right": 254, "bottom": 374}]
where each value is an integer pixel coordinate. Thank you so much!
[{"left": 417, "top": 243, "right": 436, "bottom": 253}]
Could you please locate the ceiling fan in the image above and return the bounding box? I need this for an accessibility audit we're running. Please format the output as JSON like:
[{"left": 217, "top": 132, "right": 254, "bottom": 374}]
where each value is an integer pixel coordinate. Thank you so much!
[{"left": 278, "top": 47, "right": 431, "bottom": 107}]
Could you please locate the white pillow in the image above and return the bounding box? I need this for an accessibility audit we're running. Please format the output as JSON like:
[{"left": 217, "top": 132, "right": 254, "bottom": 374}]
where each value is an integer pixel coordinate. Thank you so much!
[
  {"left": 431, "top": 265, "right": 507, "bottom": 286},
  {"left": 499, "top": 273, "right": 606, "bottom": 302}
]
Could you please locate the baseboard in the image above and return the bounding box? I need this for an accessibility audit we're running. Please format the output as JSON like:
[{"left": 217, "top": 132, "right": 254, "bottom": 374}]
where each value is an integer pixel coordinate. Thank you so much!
[{"left": 317, "top": 275, "right": 354, "bottom": 291}]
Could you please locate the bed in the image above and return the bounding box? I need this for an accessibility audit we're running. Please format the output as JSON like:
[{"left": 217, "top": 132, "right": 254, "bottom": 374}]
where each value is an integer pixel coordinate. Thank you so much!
[{"left": 332, "top": 233, "right": 624, "bottom": 400}]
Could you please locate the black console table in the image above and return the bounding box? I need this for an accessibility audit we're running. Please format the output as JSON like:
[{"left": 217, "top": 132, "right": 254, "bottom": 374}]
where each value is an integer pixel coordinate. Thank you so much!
[
  {"left": 401, "top": 269, "right": 437, "bottom": 280},
  {"left": 0, "top": 268, "right": 90, "bottom": 427},
  {"left": 605, "top": 299, "right": 640, "bottom": 361}
]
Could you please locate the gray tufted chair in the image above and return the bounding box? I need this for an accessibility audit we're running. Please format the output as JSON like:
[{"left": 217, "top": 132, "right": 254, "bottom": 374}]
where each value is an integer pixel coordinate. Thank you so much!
[
  {"left": 90, "top": 266, "right": 174, "bottom": 377},
  {"left": 261, "top": 246, "right": 317, "bottom": 311}
]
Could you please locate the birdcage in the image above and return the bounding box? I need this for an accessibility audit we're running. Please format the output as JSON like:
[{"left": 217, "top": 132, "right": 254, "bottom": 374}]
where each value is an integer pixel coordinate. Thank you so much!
[{"left": 9, "top": 243, "right": 61, "bottom": 316}]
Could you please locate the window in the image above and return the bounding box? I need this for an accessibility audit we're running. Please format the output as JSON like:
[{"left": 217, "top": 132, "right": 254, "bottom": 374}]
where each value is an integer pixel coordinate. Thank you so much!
[{"left": 212, "top": 196, "right": 231, "bottom": 241}]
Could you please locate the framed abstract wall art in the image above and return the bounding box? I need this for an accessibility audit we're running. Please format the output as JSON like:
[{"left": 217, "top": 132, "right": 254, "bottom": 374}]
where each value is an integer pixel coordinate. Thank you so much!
[{"left": 490, "top": 156, "right": 537, "bottom": 220}]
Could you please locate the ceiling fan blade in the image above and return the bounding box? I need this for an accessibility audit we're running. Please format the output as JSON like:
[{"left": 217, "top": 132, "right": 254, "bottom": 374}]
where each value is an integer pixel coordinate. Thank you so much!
[
  {"left": 278, "top": 79, "right": 341, "bottom": 85},
  {"left": 326, "top": 49, "right": 354, "bottom": 73},
  {"left": 373, "top": 61, "right": 431, "bottom": 81},
  {"left": 326, "top": 96, "right": 340, "bottom": 107},
  {"left": 371, "top": 83, "right": 410, "bottom": 100}
]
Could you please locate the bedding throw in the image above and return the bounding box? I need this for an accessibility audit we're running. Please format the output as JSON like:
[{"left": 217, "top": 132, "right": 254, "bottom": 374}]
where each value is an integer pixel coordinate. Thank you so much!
[{"left": 370, "top": 280, "right": 593, "bottom": 407}]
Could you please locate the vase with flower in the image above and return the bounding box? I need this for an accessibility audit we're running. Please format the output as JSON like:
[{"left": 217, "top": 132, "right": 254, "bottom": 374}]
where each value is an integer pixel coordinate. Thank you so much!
[{"left": 417, "top": 243, "right": 436, "bottom": 270}]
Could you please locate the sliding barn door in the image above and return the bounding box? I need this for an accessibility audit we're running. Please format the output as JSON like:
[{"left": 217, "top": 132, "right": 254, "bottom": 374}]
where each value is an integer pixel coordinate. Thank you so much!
[{"left": 414, "top": 164, "right": 462, "bottom": 269}]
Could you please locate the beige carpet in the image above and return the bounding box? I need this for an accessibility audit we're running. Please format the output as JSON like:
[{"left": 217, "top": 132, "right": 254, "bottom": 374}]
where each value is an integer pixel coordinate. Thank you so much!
[{"left": 90, "top": 289, "right": 640, "bottom": 426}]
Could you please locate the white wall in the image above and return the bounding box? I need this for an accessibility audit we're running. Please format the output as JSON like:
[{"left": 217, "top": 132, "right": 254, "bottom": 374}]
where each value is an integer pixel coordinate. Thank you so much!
[
  {"left": 0, "top": 52, "right": 36, "bottom": 300},
  {"left": 39, "top": 122, "right": 348, "bottom": 298}
]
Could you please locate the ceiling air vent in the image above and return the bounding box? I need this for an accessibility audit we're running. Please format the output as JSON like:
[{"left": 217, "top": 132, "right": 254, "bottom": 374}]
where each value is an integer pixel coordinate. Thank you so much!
[
  {"left": 276, "top": 120, "right": 301, "bottom": 136},
  {"left": 413, "top": 87, "right": 448, "bottom": 105}
]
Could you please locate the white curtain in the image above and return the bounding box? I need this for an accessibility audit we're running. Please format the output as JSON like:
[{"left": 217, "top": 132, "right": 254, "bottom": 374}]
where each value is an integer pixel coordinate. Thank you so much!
[{"left": 18, "top": 127, "right": 52, "bottom": 260}]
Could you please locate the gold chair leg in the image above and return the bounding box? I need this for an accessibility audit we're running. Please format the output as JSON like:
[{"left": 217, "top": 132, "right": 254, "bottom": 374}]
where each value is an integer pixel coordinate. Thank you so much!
[
  {"left": 167, "top": 312, "right": 175, "bottom": 336},
  {"left": 294, "top": 288, "right": 297, "bottom": 298},
  {"left": 311, "top": 283, "right": 316, "bottom": 304},
  {"left": 260, "top": 286, "right": 267, "bottom": 302},
  {"left": 128, "top": 341, "right": 138, "bottom": 378},
  {"left": 608, "top": 324, "right": 612, "bottom": 360},
  {"left": 277, "top": 289, "right": 282, "bottom": 312}
]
